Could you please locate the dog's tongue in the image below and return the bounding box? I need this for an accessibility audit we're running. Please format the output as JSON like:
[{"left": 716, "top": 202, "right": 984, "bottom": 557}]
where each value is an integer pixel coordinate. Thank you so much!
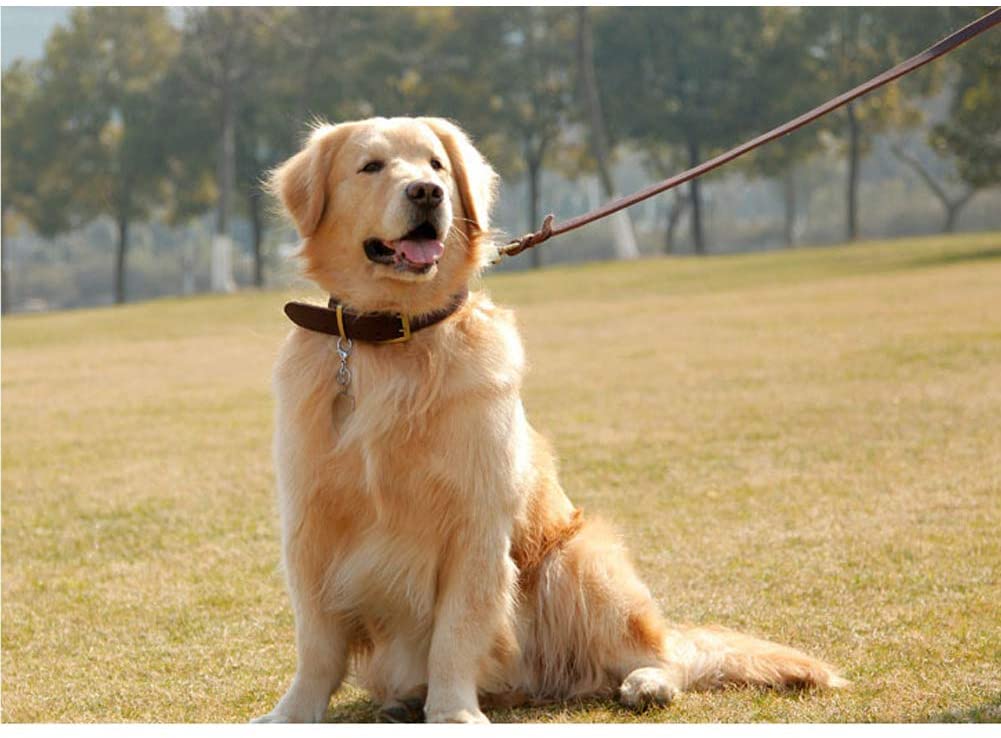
[{"left": 394, "top": 238, "right": 444, "bottom": 266}]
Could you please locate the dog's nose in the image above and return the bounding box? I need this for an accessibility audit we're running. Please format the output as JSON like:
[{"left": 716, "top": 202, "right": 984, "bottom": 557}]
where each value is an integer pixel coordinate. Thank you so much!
[{"left": 405, "top": 181, "right": 444, "bottom": 208}]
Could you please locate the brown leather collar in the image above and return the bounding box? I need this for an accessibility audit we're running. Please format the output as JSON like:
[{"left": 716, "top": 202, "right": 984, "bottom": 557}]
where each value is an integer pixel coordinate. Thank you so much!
[{"left": 284, "top": 288, "right": 468, "bottom": 344}]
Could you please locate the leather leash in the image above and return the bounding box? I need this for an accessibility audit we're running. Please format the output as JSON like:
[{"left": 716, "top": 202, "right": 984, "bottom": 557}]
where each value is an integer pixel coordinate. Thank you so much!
[{"left": 496, "top": 8, "right": 1001, "bottom": 261}]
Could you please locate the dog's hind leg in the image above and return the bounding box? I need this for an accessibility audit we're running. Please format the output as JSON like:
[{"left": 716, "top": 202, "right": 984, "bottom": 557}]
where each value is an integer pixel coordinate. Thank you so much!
[
  {"left": 529, "top": 517, "right": 846, "bottom": 709},
  {"left": 518, "top": 516, "right": 683, "bottom": 708},
  {"left": 618, "top": 666, "right": 683, "bottom": 709},
  {"left": 609, "top": 599, "right": 686, "bottom": 710}
]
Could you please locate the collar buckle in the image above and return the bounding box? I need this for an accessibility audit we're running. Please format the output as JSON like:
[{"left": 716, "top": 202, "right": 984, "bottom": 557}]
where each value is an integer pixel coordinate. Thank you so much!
[{"left": 380, "top": 313, "right": 412, "bottom": 344}]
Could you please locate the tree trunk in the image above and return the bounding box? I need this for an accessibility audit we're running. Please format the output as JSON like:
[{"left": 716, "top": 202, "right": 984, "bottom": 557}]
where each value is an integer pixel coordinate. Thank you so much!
[
  {"left": 845, "top": 101, "right": 860, "bottom": 242},
  {"left": 664, "top": 192, "right": 688, "bottom": 255},
  {"left": 115, "top": 215, "right": 129, "bottom": 305},
  {"left": 686, "top": 132, "right": 705, "bottom": 255},
  {"left": 889, "top": 143, "right": 976, "bottom": 236},
  {"left": 782, "top": 168, "right": 797, "bottom": 247},
  {"left": 943, "top": 192, "right": 976, "bottom": 233},
  {"left": 181, "top": 238, "right": 196, "bottom": 296},
  {"left": 527, "top": 153, "right": 542, "bottom": 269},
  {"left": 250, "top": 188, "right": 265, "bottom": 287},
  {"left": 575, "top": 6, "right": 639, "bottom": 260},
  {"left": 1, "top": 204, "right": 9, "bottom": 314},
  {"left": 944, "top": 204, "right": 959, "bottom": 233},
  {"left": 212, "top": 65, "right": 237, "bottom": 293}
]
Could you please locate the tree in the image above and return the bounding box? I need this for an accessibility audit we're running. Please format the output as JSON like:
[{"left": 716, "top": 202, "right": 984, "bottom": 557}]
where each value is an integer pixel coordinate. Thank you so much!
[
  {"left": 153, "top": 55, "right": 220, "bottom": 294},
  {"left": 235, "top": 7, "right": 373, "bottom": 287},
  {"left": 295, "top": 7, "right": 407, "bottom": 121},
  {"left": 592, "top": 8, "right": 767, "bottom": 255},
  {"left": 33, "top": 8, "right": 178, "bottom": 304},
  {"left": 922, "top": 20, "right": 1001, "bottom": 229},
  {"left": 342, "top": 10, "right": 505, "bottom": 150},
  {"left": 232, "top": 11, "right": 290, "bottom": 288},
  {"left": 1, "top": 63, "right": 52, "bottom": 312},
  {"left": 484, "top": 8, "right": 578, "bottom": 268},
  {"left": 889, "top": 143, "right": 976, "bottom": 233},
  {"left": 743, "top": 8, "right": 824, "bottom": 247},
  {"left": 640, "top": 145, "right": 690, "bottom": 253},
  {"left": 575, "top": 7, "right": 640, "bottom": 260},
  {"left": 177, "top": 7, "right": 383, "bottom": 289},
  {"left": 173, "top": 8, "right": 275, "bottom": 293},
  {"left": 235, "top": 79, "right": 300, "bottom": 288},
  {"left": 802, "top": 8, "right": 954, "bottom": 241}
]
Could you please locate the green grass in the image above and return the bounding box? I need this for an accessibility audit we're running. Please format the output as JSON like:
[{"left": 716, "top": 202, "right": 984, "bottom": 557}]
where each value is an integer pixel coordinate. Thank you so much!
[{"left": 3, "top": 232, "right": 1000, "bottom": 723}]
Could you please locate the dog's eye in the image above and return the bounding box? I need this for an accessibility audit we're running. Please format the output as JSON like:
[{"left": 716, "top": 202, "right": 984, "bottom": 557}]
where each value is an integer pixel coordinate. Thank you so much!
[
  {"left": 360, "top": 161, "right": 384, "bottom": 174},
  {"left": 430, "top": 158, "right": 444, "bottom": 172}
]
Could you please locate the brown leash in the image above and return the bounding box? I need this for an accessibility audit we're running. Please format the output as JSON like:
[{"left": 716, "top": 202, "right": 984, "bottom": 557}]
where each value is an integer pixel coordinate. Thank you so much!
[{"left": 496, "top": 8, "right": 1001, "bottom": 261}]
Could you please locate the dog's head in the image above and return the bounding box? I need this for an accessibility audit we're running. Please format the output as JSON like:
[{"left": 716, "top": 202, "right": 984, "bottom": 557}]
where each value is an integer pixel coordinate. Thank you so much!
[{"left": 269, "top": 117, "right": 498, "bottom": 315}]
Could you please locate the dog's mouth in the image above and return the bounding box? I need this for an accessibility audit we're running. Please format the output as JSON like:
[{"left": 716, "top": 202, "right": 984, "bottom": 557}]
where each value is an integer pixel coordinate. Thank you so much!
[{"left": 364, "top": 222, "right": 444, "bottom": 275}]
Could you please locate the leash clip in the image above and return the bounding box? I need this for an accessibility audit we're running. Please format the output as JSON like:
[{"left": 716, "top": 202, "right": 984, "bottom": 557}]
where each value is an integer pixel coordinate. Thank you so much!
[
  {"left": 493, "top": 214, "right": 555, "bottom": 264},
  {"left": 333, "top": 336, "right": 355, "bottom": 421}
]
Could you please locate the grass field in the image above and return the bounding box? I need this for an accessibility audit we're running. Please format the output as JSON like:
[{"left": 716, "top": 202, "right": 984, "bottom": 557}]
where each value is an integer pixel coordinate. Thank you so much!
[{"left": 2, "top": 232, "right": 1000, "bottom": 723}]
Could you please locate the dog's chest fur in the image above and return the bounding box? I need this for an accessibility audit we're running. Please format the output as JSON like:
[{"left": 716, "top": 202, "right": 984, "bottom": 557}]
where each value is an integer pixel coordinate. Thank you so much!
[{"left": 271, "top": 293, "right": 527, "bottom": 624}]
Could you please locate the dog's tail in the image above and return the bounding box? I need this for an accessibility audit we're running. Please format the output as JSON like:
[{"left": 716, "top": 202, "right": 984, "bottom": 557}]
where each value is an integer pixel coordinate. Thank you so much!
[{"left": 663, "top": 625, "right": 848, "bottom": 692}]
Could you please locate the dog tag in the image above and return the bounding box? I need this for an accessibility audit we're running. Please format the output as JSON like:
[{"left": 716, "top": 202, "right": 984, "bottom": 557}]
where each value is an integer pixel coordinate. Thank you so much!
[{"left": 332, "top": 391, "right": 355, "bottom": 426}]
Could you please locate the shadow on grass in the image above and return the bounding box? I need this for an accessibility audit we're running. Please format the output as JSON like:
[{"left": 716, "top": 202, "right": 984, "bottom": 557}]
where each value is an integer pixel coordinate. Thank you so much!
[
  {"left": 900, "top": 245, "right": 1001, "bottom": 272},
  {"left": 325, "top": 697, "right": 380, "bottom": 723},
  {"left": 489, "top": 696, "right": 638, "bottom": 724},
  {"left": 492, "top": 684, "right": 846, "bottom": 723},
  {"left": 322, "top": 695, "right": 635, "bottom": 724},
  {"left": 928, "top": 693, "right": 1001, "bottom": 723},
  {"left": 322, "top": 686, "right": 830, "bottom": 724}
]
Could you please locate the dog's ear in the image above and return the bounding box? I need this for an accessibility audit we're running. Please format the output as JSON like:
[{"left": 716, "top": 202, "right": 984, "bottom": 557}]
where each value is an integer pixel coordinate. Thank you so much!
[
  {"left": 420, "top": 118, "right": 498, "bottom": 235},
  {"left": 267, "top": 124, "right": 348, "bottom": 237}
]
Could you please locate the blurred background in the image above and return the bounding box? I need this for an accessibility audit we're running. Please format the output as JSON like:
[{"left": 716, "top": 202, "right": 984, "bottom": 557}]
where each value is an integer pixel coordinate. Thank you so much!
[
  {"left": 3, "top": 10, "right": 1001, "bottom": 723},
  {"left": 2, "top": 6, "right": 999, "bottom": 314}
]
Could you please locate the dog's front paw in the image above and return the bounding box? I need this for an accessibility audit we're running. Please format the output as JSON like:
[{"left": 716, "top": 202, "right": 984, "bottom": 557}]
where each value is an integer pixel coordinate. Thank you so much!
[
  {"left": 425, "top": 706, "right": 489, "bottom": 723},
  {"left": 251, "top": 678, "right": 333, "bottom": 723},
  {"left": 251, "top": 694, "right": 328, "bottom": 723},
  {"left": 252, "top": 705, "right": 329, "bottom": 723}
]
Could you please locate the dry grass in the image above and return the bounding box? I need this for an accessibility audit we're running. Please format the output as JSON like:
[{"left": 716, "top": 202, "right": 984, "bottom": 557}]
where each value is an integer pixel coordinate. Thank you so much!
[{"left": 2, "top": 232, "right": 1000, "bottom": 723}]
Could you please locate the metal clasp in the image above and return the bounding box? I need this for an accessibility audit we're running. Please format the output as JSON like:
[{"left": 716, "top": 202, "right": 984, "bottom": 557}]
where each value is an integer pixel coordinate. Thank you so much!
[
  {"left": 332, "top": 335, "right": 355, "bottom": 422},
  {"left": 335, "top": 336, "right": 353, "bottom": 390},
  {"left": 381, "top": 313, "right": 412, "bottom": 344}
]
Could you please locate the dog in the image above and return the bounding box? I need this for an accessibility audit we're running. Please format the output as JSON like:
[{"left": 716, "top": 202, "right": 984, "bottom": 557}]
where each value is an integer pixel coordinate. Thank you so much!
[{"left": 253, "top": 116, "right": 846, "bottom": 723}]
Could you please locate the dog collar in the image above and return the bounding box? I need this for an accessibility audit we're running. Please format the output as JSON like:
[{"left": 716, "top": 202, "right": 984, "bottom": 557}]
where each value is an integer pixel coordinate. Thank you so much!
[{"left": 283, "top": 288, "right": 468, "bottom": 344}]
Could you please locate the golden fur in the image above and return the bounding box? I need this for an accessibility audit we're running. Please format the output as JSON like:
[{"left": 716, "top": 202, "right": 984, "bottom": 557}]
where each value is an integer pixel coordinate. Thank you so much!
[{"left": 254, "top": 117, "right": 846, "bottom": 724}]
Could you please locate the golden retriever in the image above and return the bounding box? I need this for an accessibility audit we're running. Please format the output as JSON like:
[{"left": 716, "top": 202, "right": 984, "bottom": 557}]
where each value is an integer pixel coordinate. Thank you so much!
[{"left": 254, "top": 117, "right": 846, "bottom": 723}]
